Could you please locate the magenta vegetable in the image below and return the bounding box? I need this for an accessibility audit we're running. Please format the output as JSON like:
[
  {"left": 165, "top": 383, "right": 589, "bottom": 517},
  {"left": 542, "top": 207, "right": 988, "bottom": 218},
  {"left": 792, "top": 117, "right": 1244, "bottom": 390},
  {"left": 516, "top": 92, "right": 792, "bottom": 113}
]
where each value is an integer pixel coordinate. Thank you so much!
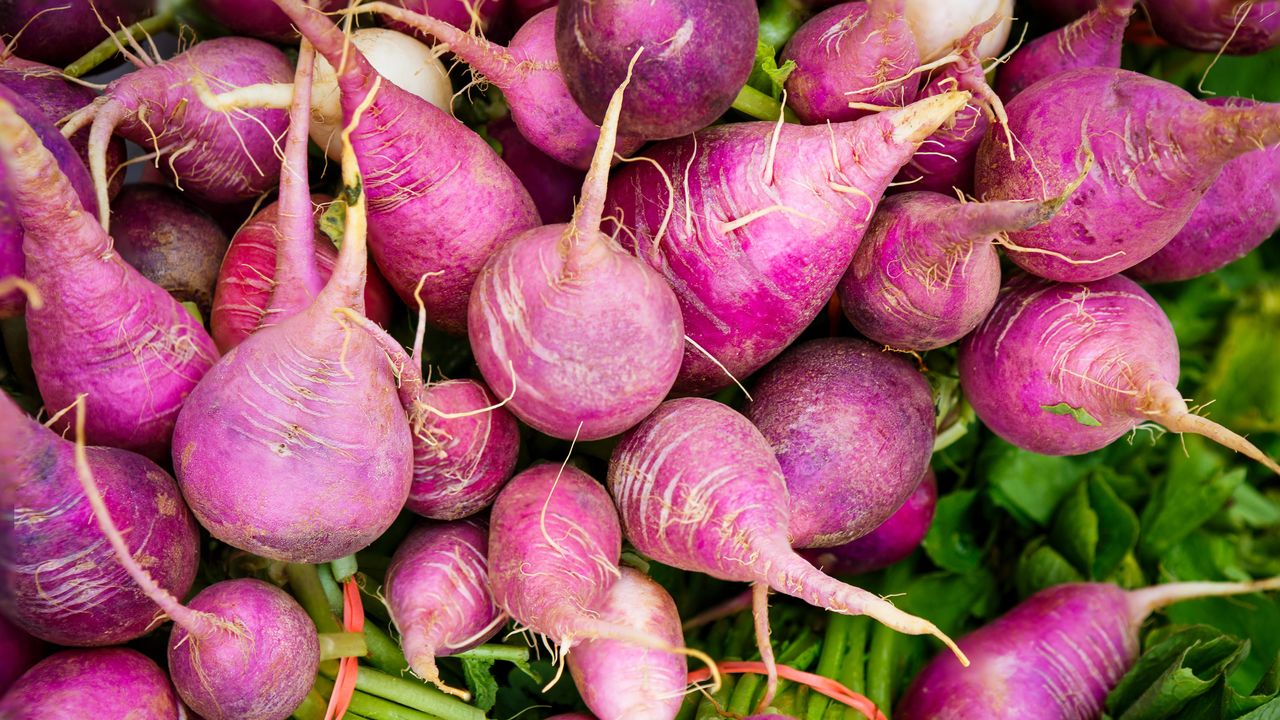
[
  {"left": 959, "top": 273, "right": 1280, "bottom": 473},
  {"left": 746, "top": 338, "right": 936, "bottom": 548},
  {"left": 1028, "top": 0, "right": 1097, "bottom": 23},
  {"left": 386, "top": 0, "right": 506, "bottom": 36},
  {"left": 468, "top": 51, "right": 684, "bottom": 441},
  {"left": 1147, "top": 0, "right": 1280, "bottom": 54},
  {"left": 0, "top": 615, "right": 43, "bottom": 695},
  {"left": 0, "top": 648, "right": 179, "bottom": 719},
  {"left": 386, "top": 520, "right": 503, "bottom": 697},
  {"left": 605, "top": 91, "right": 970, "bottom": 394},
  {"left": 556, "top": 0, "right": 759, "bottom": 139},
  {"left": 781, "top": 0, "right": 921, "bottom": 124},
  {"left": 488, "top": 115, "right": 585, "bottom": 225},
  {"left": 1129, "top": 96, "right": 1280, "bottom": 283},
  {"left": 567, "top": 567, "right": 687, "bottom": 720},
  {"left": 199, "top": 0, "right": 344, "bottom": 42},
  {"left": 801, "top": 470, "right": 937, "bottom": 576},
  {"left": 975, "top": 67, "right": 1280, "bottom": 282},
  {"left": 61, "top": 38, "right": 292, "bottom": 229},
  {"left": 995, "top": 0, "right": 1133, "bottom": 101},
  {"left": 897, "top": 578, "right": 1280, "bottom": 719},
  {"left": 0, "top": 95, "right": 217, "bottom": 460},
  {"left": 0, "top": 0, "right": 150, "bottom": 66},
  {"left": 268, "top": 0, "right": 538, "bottom": 333}
]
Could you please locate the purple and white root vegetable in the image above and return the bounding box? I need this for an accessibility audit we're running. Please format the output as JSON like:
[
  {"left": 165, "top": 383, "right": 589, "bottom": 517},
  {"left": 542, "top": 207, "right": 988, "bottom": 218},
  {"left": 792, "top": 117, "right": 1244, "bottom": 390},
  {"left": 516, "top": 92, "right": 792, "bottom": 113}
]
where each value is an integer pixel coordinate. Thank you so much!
[
  {"left": 488, "top": 115, "right": 586, "bottom": 225},
  {"left": 386, "top": 520, "right": 504, "bottom": 698},
  {"left": 1146, "top": 0, "right": 1280, "bottom": 55},
  {"left": 0, "top": 648, "right": 180, "bottom": 719},
  {"left": 959, "top": 272, "right": 1280, "bottom": 474},
  {"left": 199, "top": 0, "right": 345, "bottom": 42},
  {"left": 902, "top": 0, "right": 1014, "bottom": 61},
  {"left": 995, "top": 0, "right": 1134, "bottom": 101},
  {"left": 801, "top": 471, "right": 937, "bottom": 576},
  {"left": 746, "top": 338, "right": 936, "bottom": 548},
  {"left": 605, "top": 91, "right": 972, "bottom": 394},
  {"left": 0, "top": 615, "right": 44, "bottom": 695},
  {"left": 897, "top": 577, "right": 1280, "bottom": 719},
  {"left": 0, "top": 0, "right": 151, "bottom": 66}
]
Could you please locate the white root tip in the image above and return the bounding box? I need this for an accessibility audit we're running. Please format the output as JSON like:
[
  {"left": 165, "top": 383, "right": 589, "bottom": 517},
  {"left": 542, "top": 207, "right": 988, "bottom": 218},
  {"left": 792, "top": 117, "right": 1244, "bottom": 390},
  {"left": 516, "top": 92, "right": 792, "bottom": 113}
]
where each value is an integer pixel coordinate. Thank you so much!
[{"left": 891, "top": 91, "right": 973, "bottom": 145}]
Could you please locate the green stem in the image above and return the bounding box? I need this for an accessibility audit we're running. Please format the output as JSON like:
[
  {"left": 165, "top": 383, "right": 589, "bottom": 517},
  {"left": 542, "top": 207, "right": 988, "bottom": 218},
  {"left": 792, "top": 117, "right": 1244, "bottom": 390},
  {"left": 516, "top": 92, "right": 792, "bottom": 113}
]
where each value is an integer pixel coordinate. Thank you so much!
[
  {"left": 286, "top": 564, "right": 342, "bottom": 634},
  {"left": 863, "top": 563, "right": 914, "bottom": 719},
  {"left": 316, "top": 563, "right": 344, "bottom": 615},
  {"left": 63, "top": 10, "right": 175, "bottom": 77},
  {"left": 364, "top": 622, "right": 410, "bottom": 675},
  {"left": 836, "top": 617, "right": 871, "bottom": 720},
  {"left": 806, "top": 614, "right": 853, "bottom": 720},
  {"left": 732, "top": 85, "right": 791, "bottom": 122},
  {"left": 759, "top": 0, "right": 808, "bottom": 49},
  {"left": 318, "top": 665, "right": 484, "bottom": 720},
  {"left": 312, "top": 676, "right": 441, "bottom": 720},
  {"left": 290, "top": 688, "right": 328, "bottom": 720},
  {"left": 332, "top": 554, "right": 359, "bottom": 583},
  {"left": 453, "top": 644, "right": 528, "bottom": 664},
  {"left": 319, "top": 632, "right": 368, "bottom": 661}
]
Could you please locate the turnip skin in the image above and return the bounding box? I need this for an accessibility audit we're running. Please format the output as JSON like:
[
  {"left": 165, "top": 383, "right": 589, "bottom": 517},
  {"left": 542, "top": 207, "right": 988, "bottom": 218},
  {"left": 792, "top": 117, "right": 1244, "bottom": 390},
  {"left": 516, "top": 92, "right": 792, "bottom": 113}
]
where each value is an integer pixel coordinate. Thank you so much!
[
  {"left": 0, "top": 0, "right": 150, "bottom": 66},
  {"left": 0, "top": 615, "right": 44, "bottom": 695},
  {"left": 975, "top": 67, "right": 1280, "bottom": 282},
  {"left": 1028, "top": 0, "right": 1098, "bottom": 23},
  {"left": 1129, "top": 97, "right": 1280, "bottom": 283},
  {"left": 199, "top": 0, "right": 345, "bottom": 42},
  {"left": 995, "top": 0, "right": 1134, "bottom": 101},
  {"left": 605, "top": 92, "right": 972, "bottom": 394},
  {"left": 0, "top": 648, "right": 180, "bottom": 719},
  {"left": 1147, "top": 0, "right": 1280, "bottom": 55},
  {"left": 801, "top": 471, "right": 937, "bottom": 576},
  {"left": 555, "top": 0, "right": 759, "bottom": 140},
  {"left": 386, "top": 0, "right": 507, "bottom": 37},
  {"left": 488, "top": 115, "right": 585, "bottom": 225},
  {"left": 746, "top": 338, "right": 936, "bottom": 549},
  {"left": 902, "top": 0, "right": 1014, "bottom": 61}
]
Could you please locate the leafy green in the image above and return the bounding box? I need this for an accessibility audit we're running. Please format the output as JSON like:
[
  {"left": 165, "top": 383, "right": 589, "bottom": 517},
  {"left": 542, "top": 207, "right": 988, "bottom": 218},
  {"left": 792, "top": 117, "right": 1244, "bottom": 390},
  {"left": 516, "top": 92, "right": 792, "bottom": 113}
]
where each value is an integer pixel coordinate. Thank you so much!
[
  {"left": 1042, "top": 401, "right": 1104, "bottom": 427},
  {"left": 1140, "top": 439, "right": 1247, "bottom": 559},
  {"left": 922, "top": 489, "right": 987, "bottom": 573},
  {"left": 1108, "top": 626, "right": 1253, "bottom": 720},
  {"left": 983, "top": 438, "right": 1092, "bottom": 526},
  {"left": 460, "top": 657, "right": 499, "bottom": 712}
]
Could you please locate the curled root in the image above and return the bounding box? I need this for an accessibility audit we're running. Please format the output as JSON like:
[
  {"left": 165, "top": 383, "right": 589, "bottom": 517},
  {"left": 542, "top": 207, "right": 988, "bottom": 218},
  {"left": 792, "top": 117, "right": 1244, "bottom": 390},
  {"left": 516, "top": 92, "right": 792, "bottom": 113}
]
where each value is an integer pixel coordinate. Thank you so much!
[{"left": 0, "top": 277, "right": 43, "bottom": 308}]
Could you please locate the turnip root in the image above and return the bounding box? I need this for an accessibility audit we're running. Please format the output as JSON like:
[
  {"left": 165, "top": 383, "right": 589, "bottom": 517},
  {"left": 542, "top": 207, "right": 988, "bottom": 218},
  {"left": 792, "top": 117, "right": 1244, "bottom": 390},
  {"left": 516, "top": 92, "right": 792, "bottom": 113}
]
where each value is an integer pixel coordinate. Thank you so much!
[
  {"left": 605, "top": 91, "right": 971, "bottom": 394},
  {"left": 268, "top": 0, "right": 539, "bottom": 333},
  {"left": 199, "top": 0, "right": 344, "bottom": 42},
  {"left": 1147, "top": 0, "right": 1280, "bottom": 54},
  {"left": 385, "top": 520, "right": 503, "bottom": 697},
  {"left": 60, "top": 38, "right": 292, "bottom": 229},
  {"left": 0, "top": 616, "right": 43, "bottom": 695},
  {"left": 172, "top": 61, "right": 413, "bottom": 563},
  {"left": 608, "top": 398, "right": 967, "bottom": 681},
  {"left": 0, "top": 0, "right": 150, "bottom": 66},
  {"left": 897, "top": 578, "right": 1280, "bottom": 719},
  {"left": 488, "top": 115, "right": 585, "bottom": 225},
  {"left": 974, "top": 67, "right": 1280, "bottom": 282},
  {"left": 351, "top": 4, "right": 642, "bottom": 169},
  {"left": 1129, "top": 97, "right": 1280, "bottom": 283},
  {"left": 780, "top": 0, "right": 921, "bottom": 124},
  {"left": 556, "top": 0, "right": 759, "bottom": 139},
  {"left": 801, "top": 471, "right": 937, "bottom": 576},
  {"left": 995, "top": 0, "right": 1134, "bottom": 101},
  {"left": 746, "top": 338, "right": 936, "bottom": 548},
  {"left": 0, "top": 94, "right": 217, "bottom": 459},
  {"left": 567, "top": 567, "right": 687, "bottom": 720},
  {"left": 111, "top": 184, "right": 230, "bottom": 315},
  {"left": 902, "top": 0, "right": 1013, "bottom": 60},
  {"left": 0, "top": 648, "right": 179, "bottom": 719},
  {"left": 837, "top": 187, "right": 1075, "bottom": 351},
  {"left": 959, "top": 273, "right": 1280, "bottom": 474},
  {"left": 0, "top": 393, "right": 199, "bottom": 646},
  {"left": 468, "top": 50, "right": 684, "bottom": 441}
]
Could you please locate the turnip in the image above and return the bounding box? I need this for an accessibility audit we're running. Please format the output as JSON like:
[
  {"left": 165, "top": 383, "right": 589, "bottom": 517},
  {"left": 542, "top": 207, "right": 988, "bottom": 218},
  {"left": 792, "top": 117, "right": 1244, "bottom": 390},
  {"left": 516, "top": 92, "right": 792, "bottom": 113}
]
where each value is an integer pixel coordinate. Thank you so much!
[
  {"left": 199, "top": 0, "right": 344, "bottom": 42},
  {"left": 745, "top": 338, "right": 936, "bottom": 548},
  {"left": 488, "top": 115, "right": 585, "bottom": 224},
  {"left": 0, "top": 94, "right": 218, "bottom": 460},
  {"left": 780, "top": 0, "right": 921, "bottom": 124},
  {"left": 995, "top": 0, "right": 1134, "bottom": 101},
  {"left": 266, "top": 0, "right": 539, "bottom": 333},
  {"left": 959, "top": 272, "right": 1280, "bottom": 473},
  {"left": 385, "top": 520, "right": 503, "bottom": 697},
  {"left": 897, "top": 578, "right": 1280, "bottom": 719},
  {"left": 513, "top": 0, "right": 555, "bottom": 23},
  {"left": 567, "top": 567, "right": 687, "bottom": 720},
  {"left": 468, "top": 51, "right": 684, "bottom": 441},
  {"left": 836, "top": 185, "right": 1077, "bottom": 351},
  {"left": 0, "top": 648, "right": 180, "bottom": 719},
  {"left": 902, "top": 0, "right": 1013, "bottom": 60},
  {"left": 110, "top": 184, "right": 230, "bottom": 316},
  {"left": 0, "top": 82, "right": 99, "bottom": 319},
  {"left": 1147, "top": 0, "right": 1280, "bottom": 54},
  {"left": 608, "top": 397, "right": 967, "bottom": 698},
  {"left": 1028, "top": 0, "right": 1098, "bottom": 23},
  {"left": 556, "top": 0, "right": 759, "bottom": 139},
  {"left": 60, "top": 37, "right": 292, "bottom": 230},
  {"left": 386, "top": 0, "right": 507, "bottom": 36},
  {"left": 605, "top": 91, "right": 971, "bottom": 394},
  {"left": 172, "top": 55, "right": 413, "bottom": 563},
  {"left": 351, "top": 4, "right": 643, "bottom": 169},
  {"left": 0, "top": 392, "right": 199, "bottom": 647},
  {"left": 974, "top": 67, "right": 1280, "bottom": 282},
  {"left": 1129, "top": 97, "right": 1280, "bottom": 283},
  {"left": 0, "top": 0, "right": 150, "bottom": 66},
  {"left": 0, "top": 615, "right": 43, "bottom": 695},
  {"left": 801, "top": 471, "right": 937, "bottom": 576}
]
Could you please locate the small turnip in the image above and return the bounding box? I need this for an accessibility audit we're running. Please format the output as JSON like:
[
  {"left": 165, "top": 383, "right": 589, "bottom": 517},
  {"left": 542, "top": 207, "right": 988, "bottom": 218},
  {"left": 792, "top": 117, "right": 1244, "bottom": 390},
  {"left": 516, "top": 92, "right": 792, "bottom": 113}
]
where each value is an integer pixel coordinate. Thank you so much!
[
  {"left": 801, "top": 471, "right": 937, "bottom": 576},
  {"left": 995, "top": 0, "right": 1134, "bottom": 101},
  {"left": 0, "top": 648, "right": 179, "bottom": 719}
]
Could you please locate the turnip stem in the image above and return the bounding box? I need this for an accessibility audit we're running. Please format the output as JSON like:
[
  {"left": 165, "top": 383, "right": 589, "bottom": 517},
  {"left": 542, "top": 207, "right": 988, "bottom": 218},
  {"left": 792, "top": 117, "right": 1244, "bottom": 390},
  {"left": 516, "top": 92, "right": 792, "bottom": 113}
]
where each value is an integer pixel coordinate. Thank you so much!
[
  {"left": 363, "top": 623, "right": 411, "bottom": 675},
  {"left": 806, "top": 613, "right": 853, "bottom": 720},
  {"left": 453, "top": 644, "right": 529, "bottom": 663},
  {"left": 319, "top": 632, "right": 369, "bottom": 661},
  {"left": 64, "top": 9, "right": 175, "bottom": 78},
  {"left": 286, "top": 564, "right": 343, "bottom": 634},
  {"left": 315, "top": 563, "right": 344, "bottom": 614},
  {"left": 732, "top": 85, "right": 791, "bottom": 122},
  {"left": 312, "top": 676, "right": 438, "bottom": 720},
  {"left": 318, "top": 665, "right": 485, "bottom": 720},
  {"left": 332, "top": 555, "right": 359, "bottom": 583}
]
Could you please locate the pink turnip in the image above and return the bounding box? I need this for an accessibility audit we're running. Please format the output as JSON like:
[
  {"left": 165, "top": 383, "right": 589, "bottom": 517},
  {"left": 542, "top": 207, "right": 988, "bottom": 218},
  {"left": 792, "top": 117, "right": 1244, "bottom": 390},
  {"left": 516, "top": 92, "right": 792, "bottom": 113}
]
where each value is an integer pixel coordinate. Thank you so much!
[
  {"left": 995, "top": 0, "right": 1134, "bottom": 101},
  {"left": 198, "top": 0, "right": 344, "bottom": 42},
  {"left": 1147, "top": 0, "right": 1280, "bottom": 54},
  {"left": 0, "top": 648, "right": 179, "bottom": 719},
  {"left": 0, "top": 0, "right": 150, "bottom": 66},
  {"left": 488, "top": 115, "right": 585, "bottom": 225},
  {"left": 0, "top": 615, "right": 43, "bottom": 695},
  {"left": 801, "top": 471, "right": 937, "bottom": 576}
]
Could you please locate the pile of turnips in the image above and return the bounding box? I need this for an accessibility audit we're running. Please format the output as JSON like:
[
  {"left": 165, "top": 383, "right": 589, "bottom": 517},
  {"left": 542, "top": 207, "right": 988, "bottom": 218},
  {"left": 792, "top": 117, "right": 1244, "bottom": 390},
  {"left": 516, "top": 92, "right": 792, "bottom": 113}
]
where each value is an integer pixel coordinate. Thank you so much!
[{"left": 1, "top": 0, "right": 1279, "bottom": 718}]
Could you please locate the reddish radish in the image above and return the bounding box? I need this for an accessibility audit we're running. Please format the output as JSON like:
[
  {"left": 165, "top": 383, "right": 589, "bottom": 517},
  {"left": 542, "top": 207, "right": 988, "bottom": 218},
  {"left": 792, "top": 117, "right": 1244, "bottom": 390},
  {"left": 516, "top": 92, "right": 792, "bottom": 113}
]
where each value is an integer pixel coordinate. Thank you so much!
[
  {"left": 959, "top": 272, "right": 1280, "bottom": 473},
  {"left": 995, "top": 0, "right": 1135, "bottom": 101},
  {"left": 0, "top": 648, "right": 179, "bottom": 719},
  {"left": 801, "top": 471, "right": 937, "bottom": 576},
  {"left": 605, "top": 91, "right": 971, "bottom": 394}
]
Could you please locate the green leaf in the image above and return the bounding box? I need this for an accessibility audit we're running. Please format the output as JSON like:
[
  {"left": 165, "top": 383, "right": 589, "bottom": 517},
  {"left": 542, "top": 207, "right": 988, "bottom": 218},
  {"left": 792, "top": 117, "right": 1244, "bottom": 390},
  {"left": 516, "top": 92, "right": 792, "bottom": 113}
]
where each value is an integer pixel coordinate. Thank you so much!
[
  {"left": 1140, "top": 437, "right": 1246, "bottom": 559},
  {"left": 747, "top": 39, "right": 797, "bottom": 100},
  {"left": 1041, "top": 401, "right": 1103, "bottom": 427},
  {"left": 1089, "top": 476, "right": 1141, "bottom": 579},
  {"left": 1166, "top": 594, "right": 1280, "bottom": 695},
  {"left": 318, "top": 200, "right": 346, "bottom": 247},
  {"left": 922, "top": 489, "right": 986, "bottom": 573},
  {"left": 1049, "top": 481, "right": 1099, "bottom": 576},
  {"left": 983, "top": 438, "right": 1092, "bottom": 526},
  {"left": 1198, "top": 286, "right": 1280, "bottom": 441},
  {"left": 180, "top": 301, "right": 204, "bottom": 325},
  {"left": 1227, "top": 484, "right": 1280, "bottom": 530},
  {"left": 460, "top": 656, "right": 499, "bottom": 712},
  {"left": 1108, "top": 625, "right": 1252, "bottom": 720},
  {"left": 1015, "top": 539, "right": 1084, "bottom": 598}
]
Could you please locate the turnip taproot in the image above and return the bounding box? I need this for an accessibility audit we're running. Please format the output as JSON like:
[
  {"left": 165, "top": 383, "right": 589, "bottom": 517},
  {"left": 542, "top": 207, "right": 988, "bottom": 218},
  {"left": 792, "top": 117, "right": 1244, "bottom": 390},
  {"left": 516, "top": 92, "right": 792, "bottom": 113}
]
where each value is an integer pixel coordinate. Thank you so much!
[
  {"left": 605, "top": 91, "right": 971, "bottom": 393},
  {"left": 60, "top": 37, "right": 292, "bottom": 229},
  {"left": 1129, "top": 96, "right": 1280, "bottom": 283},
  {"left": 897, "top": 578, "right": 1280, "bottom": 719},
  {"left": 974, "top": 67, "right": 1280, "bottom": 282},
  {"left": 468, "top": 50, "right": 684, "bottom": 441},
  {"left": 959, "top": 273, "right": 1280, "bottom": 473},
  {"left": 746, "top": 338, "right": 936, "bottom": 548},
  {"left": 386, "top": 520, "right": 503, "bottom": 698},
  {"left": 0, "top": 94, "right": 217, "bottom": 459},
  {"left": 556, "top": 0, "right": 759, "bottom": 139},
  {"left": 0, "top": 393, "right": 198, "bottom": 647},
  {"left": 801, "top": 471, "right": 937, "bottom": 576},
  {"left": 995, "top": 0, "right": 1134, "bottom": 101},
  {"left": 0, "top": 648, "right": 179, "bottom": 719},
  {"left": 1147, "top": 0, "right": 1280, "bottom": 54},
  {"left": 780, "top": 0, "right": 921, "bottom": 124}
]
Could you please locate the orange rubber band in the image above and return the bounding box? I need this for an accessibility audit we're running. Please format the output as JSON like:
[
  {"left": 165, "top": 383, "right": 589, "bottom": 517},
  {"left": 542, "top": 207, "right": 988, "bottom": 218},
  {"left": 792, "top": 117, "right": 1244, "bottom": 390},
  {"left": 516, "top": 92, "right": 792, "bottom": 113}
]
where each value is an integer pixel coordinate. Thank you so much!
[
  {"left": 323, "top": 579, "right": 365, "bottom": 720},
  {"left": 687, "top": 660, "right": 888, "bottom": 720}
]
